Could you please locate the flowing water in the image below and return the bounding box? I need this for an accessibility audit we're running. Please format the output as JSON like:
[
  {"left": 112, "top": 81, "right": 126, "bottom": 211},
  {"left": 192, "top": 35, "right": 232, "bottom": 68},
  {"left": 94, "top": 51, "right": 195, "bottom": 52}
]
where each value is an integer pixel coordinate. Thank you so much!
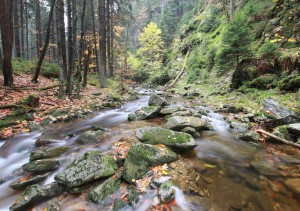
[{"left": 0, "top": 90, "right": 299, "bottom": 211}]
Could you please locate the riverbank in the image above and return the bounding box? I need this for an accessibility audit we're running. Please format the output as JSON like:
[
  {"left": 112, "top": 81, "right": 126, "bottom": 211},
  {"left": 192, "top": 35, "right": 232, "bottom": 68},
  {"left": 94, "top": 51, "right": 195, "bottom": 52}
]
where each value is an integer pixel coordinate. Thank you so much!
[{"left": 0, "top": 74, "right": 135, "bottom": 139}]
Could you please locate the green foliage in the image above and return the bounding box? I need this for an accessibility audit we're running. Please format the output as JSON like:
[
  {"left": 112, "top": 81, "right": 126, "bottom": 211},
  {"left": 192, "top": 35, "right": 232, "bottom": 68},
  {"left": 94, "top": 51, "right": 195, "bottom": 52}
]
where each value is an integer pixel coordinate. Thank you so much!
[
  {"left": 248, "top": 74, "right": 279, "bottom": 90},
  {"left": 128, "top": 22, "right": 167, "bottom": 84},
  {"left": 216, "top": 14, "right": 253, "bottom": 70},
  {"left": 12, "top": 59, "right": 60, "bottom": 78},
  {"left": 279, "top": 75, "right": 300, "bottom": 92},
  {"left": 257, "top": 42, "right": 280, "bottom": 60},
  {"left": 199, "top": 5, "right": 221, "bottom": 33}
]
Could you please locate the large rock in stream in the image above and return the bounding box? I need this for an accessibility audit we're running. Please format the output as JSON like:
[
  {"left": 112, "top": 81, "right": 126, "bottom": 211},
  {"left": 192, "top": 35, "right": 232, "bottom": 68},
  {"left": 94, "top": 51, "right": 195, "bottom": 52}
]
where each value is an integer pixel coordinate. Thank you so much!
[
  {"left": 30, "top": 146, "right": 69, "bottom": 161},
  {"left": 165, "top": 116, "right": 212, "bottom": 131},
  {"left": 135, "top": 127, "right": 197, "bottom": 151},
  {"left": 122, "top": 143, "right": 178, "bottom": 183},
  {"left": 148, "top": 95, "right": 168, "bottom": 107},
  {"left": 10, "top": 173, "right": 50, "bottom": 190},
  {"left": 10, "top": 182, "right": 66, "bottom": 211},
  {"left": 262, "top": 98, "right": 299, "bottom": 126},
  {"left": 23, "top": 159, "right": 60, "bottom": 173},
  {"left": 54, "top": 151, "right": 117, "bottom": 188},
  {"left": 87, "top": 177, "right": 121, "bottom": 204},
  {"left": 128, "top": 106, "right": 161, "bottom": 121}
]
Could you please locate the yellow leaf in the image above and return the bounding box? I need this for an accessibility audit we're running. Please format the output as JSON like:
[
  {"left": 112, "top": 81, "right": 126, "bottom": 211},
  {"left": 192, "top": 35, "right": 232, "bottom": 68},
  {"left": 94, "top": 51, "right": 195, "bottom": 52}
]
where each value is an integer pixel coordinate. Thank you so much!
[{"left": 204, "top": 164, "right": 216, "bottom": 168}]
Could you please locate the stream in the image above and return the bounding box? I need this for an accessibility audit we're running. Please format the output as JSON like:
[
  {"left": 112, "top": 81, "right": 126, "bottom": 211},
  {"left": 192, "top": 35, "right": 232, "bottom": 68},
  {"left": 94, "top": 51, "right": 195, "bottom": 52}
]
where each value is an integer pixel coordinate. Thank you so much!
[{"left": 0, "top": 90, "right": 300, "bottom": 211}]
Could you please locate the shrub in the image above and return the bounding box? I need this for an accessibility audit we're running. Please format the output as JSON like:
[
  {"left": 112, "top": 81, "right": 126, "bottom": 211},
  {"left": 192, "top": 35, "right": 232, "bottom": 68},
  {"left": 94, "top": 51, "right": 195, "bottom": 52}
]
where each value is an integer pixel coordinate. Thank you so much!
[
  {"left": 248, "top": 74, "right": 279, "bottom": 90},
  {"left": 257, "top": 42, "right": 280, "bottom": 60}
]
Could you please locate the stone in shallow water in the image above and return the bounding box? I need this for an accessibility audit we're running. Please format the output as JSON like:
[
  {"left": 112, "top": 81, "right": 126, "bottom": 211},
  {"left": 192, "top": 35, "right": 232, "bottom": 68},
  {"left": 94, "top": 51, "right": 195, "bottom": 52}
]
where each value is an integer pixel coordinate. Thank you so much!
[
  {"left": 87, "top": 177, "right": 121, "bottom": 204},
  {"left": 23, "top": 159, "right": 60, "bottom": 173},
  {"left": 285, "top": 178, "right": 300, "bottom": 197},
  {"left": 76, "top": 130, "right": 103, "bottom": 144},
  {"left": 30, "top": 146, "right": 69, "bottom": 161},
  {"left": 128, "top": 106, "right": 161, "bottom": 121},
  {"left": 250, "top": 160, "right": 281, "bottom": 177},
  {"left": 165, "top": 116, "right": 212, "bottom": 131},
  {"left": 135, "top": 127, "right": 197, "bottom": 151},
  {"left": 148, "top": 94, "right": 168, "bottom": 107},
  {"left": 238, "top": 131, "right": 260, "bottom": 142},
  {"left": 9, "top": 173, "right": 50, "bottom": 190},
  {"left": 122, "top": 143, "right": 178, "bottom": 183},
  {"left": 54, "top": 151, "right": 117, "bottom": 188},
  {"left": 10, "top": 182, "right": 66, "bottom": 211},
  {"left": 158, "top": 180, "right": 175, "bottom": 203}
]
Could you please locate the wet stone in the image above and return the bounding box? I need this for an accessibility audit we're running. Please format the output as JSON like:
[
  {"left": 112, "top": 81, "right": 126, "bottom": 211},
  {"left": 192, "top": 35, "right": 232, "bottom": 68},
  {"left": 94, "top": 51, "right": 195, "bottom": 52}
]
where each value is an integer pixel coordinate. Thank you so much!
[
  {"left": 238, "top": 131, "right": 260, "bottom": 142},
  {"left": 158, "top": 180, "right": 175, "bottom": 203},
  {"left": 54, "top": 151, "right": 117, "bottom": 188},
  {"left": 148, "top": 94, "right": 168, "bottom": 107},
  {"left": 9, "top": 173, "right": 50, "bottom": 190},
  {"left": 30, "top": 146, "right": 69, "bottom": 161},
  {"left": 165, "top": 116, "right": 213, "bottom": 132},
  {"left": 10, "top": 182, "right": 66, "bottom": 211},
  {"left": 87, "top": 177, "right": 121, "bottom": 204},
  {"left": 76, "top": 130, "right": 103, "bottom": 145},
  {"left": 135, "top": 127, "right": 197, "bottom": 152},
  {"left": 128, "top": 106, "right": 161, "bottom": 121},
  {"left": 23, "top": 159, "right": 60, "bottom": 173},
  {"left": 250, "top": 160, "right": 281, "bottom": 177}
]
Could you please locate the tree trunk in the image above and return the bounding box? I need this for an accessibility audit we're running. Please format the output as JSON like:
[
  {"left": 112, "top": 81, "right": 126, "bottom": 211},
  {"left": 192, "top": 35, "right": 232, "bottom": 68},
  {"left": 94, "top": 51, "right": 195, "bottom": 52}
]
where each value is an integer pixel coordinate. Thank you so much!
[
  {"left": 24, "top": 0, "right": 29, "bottom": 60},
  {"left": 66, "top": 0, "right": 73, "bottom": 94},
  {"left": 14, "top": 0, "right": 21, "bottom": 57},
  {"left": 106, "top": 0, "right": 111, "bottom": 77},
  {"left": 230, "top": 0, "right": 235, "bottom": 19},
  {"left": 82, "top": 48, "right": 91, "bottom": 88},
  {"left": 20, "top": 0, "right": 25, "bottom": 59},
  {"left": 99, "top": 0, "right": 106, "bottom": 87},
  {"left": 90, "top": 0, "right": 100, "bottom": 86},
  {"left": 32, "top": 0, "right": 56, "bottom": 83},
  {"left": 35, "top": 0, "right": 42, "bottom": 57},
  {"left": 109, "top": 5, "right": 114, "bottom": 76},
  {"left": 57, "top": 0, "right": 67, "bottom": 78},
  {"left": 0, "top": 0, "right": 14, "bottom": 86}
]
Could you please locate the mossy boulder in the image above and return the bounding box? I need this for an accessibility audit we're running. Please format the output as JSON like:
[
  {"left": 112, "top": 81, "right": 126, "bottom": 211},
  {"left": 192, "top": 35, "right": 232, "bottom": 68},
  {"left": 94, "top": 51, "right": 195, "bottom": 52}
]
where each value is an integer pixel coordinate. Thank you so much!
[
  {"left": 122, "top": 143, "right": 178, "bottom": 183},
  {"left": 165, "top": 116, "right": 212, "bottom": 132},
  {"left": 30, "top": 146, "right": 69, "bottom": 161},
  {"left": 10, "top": 182, "right": 66, "bottom": 211},
  {"left": 248, "top": 74, "right": 279, "bottom": 90},
  {"left": 148, "top": 95, "right": 168, "bottom": 107},
  {"left": 87, "top": 177, "right": 121, "bottom": 204},
  {"left": 287, "top": 123, "right": 300, "bottom": 137},
  {"left": 238, "top": 131, "right": 260, "bottom": 142},
  {"left": 135, "top": 127, "right": 197, "bottom": 151},
  {"left": 23, "top": 159, "right": 60, "bottom": 173},
  {"left": 76, "top": 130, "right": 103, "bottom": 144},
  {"left": 9, "top": 173, "right": 50, "bottom": 190},
  {"left": 279, "top": 76, "right": 300, "bottom": 91},
  {"left": 128, "top": 106, "right": 161, "bottom": 121},
  {"left": 54, "top": 151, "right": 117, "bottom": 188},
  {"left": 22, "top": 94, "right": 40, "bottom": 107},
  {"left": 158, "top": 180, "right": 175, "bottom": 203}
]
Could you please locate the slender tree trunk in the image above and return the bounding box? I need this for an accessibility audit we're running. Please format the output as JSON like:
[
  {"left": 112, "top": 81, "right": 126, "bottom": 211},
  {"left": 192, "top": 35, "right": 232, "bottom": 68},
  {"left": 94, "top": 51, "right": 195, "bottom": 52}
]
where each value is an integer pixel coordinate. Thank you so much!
[
  {"left": 14, "top": 0, "right": 21, "bottom": 57},
  {"left": 99, "top": 0, "right": 106, "bottom": 87},
  {"left": 20, "top": 0, "right": 24, "bottom": 59},
  {"left": 66, "top": 0, "right": 74, "bottom": 94},
  {"left": 109, "top": 6, "right": 114, "bottom": 76},
  {"left": 90, "top": 0, "right": 100, "bottom": 87},
  {"left": 82, "top": 48, "right": 91, "bottom": 88},
  {"left": 77, "top": 0, "right": 86, "bottom": 98},
  {"left": 57, "top": 0, "right": 67, "bottom": 78},
  {"left": 230, "top": 0, "right": 235, "bottom": 19},
  {"left": 106, "top": 0, "right": 112, "bottom": 77},
  {"left": 0, "top": 0, "right": 14, "bottom": 86},
  {"left": 35, "top": 0, "right": 42, "bottom": 57},
  {"left": 32, "top": 0, "right": 56, "bottom": 83},
  {"left": 24, "top": 0, "right": 29, "bottom": 60}
]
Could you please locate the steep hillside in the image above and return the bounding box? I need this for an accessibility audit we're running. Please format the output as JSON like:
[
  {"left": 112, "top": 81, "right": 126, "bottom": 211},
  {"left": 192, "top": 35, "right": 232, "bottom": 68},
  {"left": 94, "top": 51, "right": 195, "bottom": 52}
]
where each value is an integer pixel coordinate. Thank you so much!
[{"left": 166, "top": 0, "right": 299, "bottom": 91}]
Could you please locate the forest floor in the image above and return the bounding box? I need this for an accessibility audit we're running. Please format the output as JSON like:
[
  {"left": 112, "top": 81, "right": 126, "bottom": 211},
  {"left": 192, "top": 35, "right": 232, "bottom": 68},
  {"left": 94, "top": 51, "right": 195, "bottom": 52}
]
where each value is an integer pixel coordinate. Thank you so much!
[{"left": 0, "top": 74, "right": 133, "bottom": 139}]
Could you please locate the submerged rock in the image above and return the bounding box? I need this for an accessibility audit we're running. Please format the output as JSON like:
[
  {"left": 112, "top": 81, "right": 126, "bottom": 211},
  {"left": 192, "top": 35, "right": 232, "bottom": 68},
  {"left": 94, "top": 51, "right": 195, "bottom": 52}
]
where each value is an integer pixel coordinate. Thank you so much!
[
  {"left": 135, "top": 127, "right": 197, "bottom": 151},
  {"left": 165, "top": 116, "right": 212, "bottom": 132},
  {"left": 158, "top": 180, "right": 175, "bottom": 203},
  {"left": 10, "top": 182, "right": 66, "bottom": 211},
  {"left": 9, "top": 173, "right": 50, "bottom": 190},
  {"left": 284, "top": 178, "right": 300, "bottom": 197},
  {"left": 76, "top": 130, "right": 103, "bottom": 145},
  {"left": 113, "top": 199, "right": 131, "bottom": 211},
  {"left": 250, "top": 160, "right": 281, "bottom": 177},
  {"left": 30, "top": 146, "right": 69, "bottom": 161},
  {"left": 54, "top": 151, "right": 117, "bottom": 188},
  {"left": 128, "top": 106, "right": 161, "bottom": 121},
  {"left": 88, "top": 177, "right": 121, "bottom": 204},
  {"left": 35, "top": 138, "right": 63, "bottom": 147},
  {"left": 230, "top": 122, "right": 249, "bottom": 132},
  {"left": 122, "top": 143, "right": 178, "bottom": 183},
  {"left": 23, "top": 159, "right": 60, "bottom": 173},
  {"left": 148, "top": 95, "right": 168, "bottom": 107}
]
